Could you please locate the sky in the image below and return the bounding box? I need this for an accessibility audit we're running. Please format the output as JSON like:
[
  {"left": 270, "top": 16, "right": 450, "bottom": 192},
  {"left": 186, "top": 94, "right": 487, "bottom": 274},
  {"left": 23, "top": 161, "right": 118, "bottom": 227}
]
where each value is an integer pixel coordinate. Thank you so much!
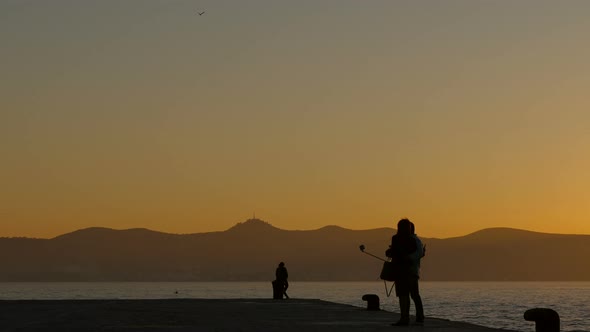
[{"left": 1, "top": 0, "right": 589, "bottom": 239}]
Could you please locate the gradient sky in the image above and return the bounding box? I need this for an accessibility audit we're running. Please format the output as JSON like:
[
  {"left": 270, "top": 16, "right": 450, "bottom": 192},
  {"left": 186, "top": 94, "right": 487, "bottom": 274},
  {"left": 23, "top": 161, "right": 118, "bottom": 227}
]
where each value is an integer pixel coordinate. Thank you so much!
[{"left": 1, "top": 0, "right": 589, "bottom": 239}]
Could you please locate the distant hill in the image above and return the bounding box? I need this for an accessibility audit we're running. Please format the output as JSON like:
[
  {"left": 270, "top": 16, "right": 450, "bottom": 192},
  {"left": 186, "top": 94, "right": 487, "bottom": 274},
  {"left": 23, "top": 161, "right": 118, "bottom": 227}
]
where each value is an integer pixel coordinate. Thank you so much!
[{"left": 1, "top": 220, "right": 589, "bottom": 281}]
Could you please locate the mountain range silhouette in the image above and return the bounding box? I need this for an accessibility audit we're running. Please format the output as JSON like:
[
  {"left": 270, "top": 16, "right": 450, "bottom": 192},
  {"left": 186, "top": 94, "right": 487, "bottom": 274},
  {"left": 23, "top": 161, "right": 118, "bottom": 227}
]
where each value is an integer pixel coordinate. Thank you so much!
[{"left": 1, "top": 219, "right": 589, "bottom": 281}]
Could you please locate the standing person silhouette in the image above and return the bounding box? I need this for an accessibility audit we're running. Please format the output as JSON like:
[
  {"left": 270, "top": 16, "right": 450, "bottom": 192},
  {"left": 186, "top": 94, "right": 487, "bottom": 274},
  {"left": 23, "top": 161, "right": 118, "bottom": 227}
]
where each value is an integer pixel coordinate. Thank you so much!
[
  {"left": 276, "top": 262, "right": 289, "bottom": 299},
  {"left": 409, "top": 221, "right": 425, "bottom": 324},
  {"left": 386, "top": 218, "right": 417, "bottom": 326}
]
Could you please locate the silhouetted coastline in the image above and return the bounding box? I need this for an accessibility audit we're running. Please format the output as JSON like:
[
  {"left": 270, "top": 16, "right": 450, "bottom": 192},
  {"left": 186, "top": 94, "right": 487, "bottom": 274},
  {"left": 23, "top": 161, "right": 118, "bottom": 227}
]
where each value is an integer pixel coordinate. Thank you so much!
[{"left": 1, "top": 219, "right": 590, "bottom": 281}]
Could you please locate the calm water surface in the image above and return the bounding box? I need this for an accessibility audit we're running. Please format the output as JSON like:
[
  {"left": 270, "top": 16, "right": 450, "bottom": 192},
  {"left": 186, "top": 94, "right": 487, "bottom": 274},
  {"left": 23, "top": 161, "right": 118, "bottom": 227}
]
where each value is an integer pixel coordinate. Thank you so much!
[{"left": 0, "top": 281, "right": 588, "bottom": 332}]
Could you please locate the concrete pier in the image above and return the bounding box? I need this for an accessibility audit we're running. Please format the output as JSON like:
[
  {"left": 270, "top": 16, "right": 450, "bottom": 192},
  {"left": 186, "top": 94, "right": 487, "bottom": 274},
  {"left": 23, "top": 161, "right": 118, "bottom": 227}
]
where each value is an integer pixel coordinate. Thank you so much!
[{"left": 0, "top": 299, "right": 515, "bottom": 331}]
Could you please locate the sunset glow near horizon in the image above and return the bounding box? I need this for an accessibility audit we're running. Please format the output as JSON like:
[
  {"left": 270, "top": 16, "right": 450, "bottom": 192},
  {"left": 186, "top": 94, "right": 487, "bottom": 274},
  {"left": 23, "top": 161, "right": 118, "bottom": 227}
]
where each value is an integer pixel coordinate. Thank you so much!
[{"left": 2, "top": 1, "right": 589, "bottom": 239}]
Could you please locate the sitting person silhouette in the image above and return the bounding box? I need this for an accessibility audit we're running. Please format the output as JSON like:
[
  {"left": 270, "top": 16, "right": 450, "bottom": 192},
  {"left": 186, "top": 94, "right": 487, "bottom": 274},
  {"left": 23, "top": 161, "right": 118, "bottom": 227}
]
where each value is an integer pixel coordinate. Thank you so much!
[{"left": 275, "top": 262, "right": 289, "bottom": 299}]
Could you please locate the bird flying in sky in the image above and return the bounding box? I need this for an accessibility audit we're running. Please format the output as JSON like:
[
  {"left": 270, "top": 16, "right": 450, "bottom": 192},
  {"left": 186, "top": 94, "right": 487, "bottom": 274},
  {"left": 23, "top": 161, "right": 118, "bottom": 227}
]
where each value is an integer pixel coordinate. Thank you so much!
[{"left": 198, "top": 11, "right": 205, "bottom": 16}]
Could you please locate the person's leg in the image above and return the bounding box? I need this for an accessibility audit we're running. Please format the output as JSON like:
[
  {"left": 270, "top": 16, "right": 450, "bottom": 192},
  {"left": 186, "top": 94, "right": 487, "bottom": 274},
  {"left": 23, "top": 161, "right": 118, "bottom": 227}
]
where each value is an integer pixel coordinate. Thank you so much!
[
  {"left": 393, "top": 279, "right": 410, "bottom": 326},
  {"left": 283, "top": 280, "right": 289, "bottom": 299},
  {"left": 398, "top": 295, "right": 410, "bottom": 325},
  {"left": 410, "top": 277, "right": 424, "bottom": 323}
]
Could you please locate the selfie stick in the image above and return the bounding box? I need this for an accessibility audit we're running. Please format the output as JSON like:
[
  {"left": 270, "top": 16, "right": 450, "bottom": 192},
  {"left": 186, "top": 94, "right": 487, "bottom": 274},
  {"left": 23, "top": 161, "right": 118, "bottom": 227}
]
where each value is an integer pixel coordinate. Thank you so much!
[{"left": 359, "top": 244, "right": 388, "bottom": 262}]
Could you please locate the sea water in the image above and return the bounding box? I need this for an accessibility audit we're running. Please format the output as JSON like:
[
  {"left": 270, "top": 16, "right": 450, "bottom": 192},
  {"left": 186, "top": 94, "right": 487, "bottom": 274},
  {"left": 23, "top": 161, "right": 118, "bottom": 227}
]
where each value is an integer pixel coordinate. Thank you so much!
[{"left": 0, "top": 281, "right": 588, "bottom": 332}]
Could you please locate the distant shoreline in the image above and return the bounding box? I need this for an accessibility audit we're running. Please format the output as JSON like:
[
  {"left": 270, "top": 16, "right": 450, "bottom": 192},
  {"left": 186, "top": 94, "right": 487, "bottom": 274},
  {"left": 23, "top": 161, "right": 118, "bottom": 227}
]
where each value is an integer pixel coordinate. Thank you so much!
[{"left": 2, "top": 223, "right": 589, "bottom": 281}]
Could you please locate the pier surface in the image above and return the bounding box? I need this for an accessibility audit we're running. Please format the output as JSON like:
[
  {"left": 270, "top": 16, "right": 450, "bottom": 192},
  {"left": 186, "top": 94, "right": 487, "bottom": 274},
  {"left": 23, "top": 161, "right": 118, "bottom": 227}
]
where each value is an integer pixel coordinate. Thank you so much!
[{"left": 0, "top": 299, "right": 515, "bottom": 331}]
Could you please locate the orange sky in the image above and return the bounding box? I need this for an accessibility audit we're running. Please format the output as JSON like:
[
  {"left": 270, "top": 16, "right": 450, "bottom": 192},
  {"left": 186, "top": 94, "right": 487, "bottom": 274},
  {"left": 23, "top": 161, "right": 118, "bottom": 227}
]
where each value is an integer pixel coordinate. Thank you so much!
[{"left": 1, "top": 1, "right": 589, "bottom": 239}]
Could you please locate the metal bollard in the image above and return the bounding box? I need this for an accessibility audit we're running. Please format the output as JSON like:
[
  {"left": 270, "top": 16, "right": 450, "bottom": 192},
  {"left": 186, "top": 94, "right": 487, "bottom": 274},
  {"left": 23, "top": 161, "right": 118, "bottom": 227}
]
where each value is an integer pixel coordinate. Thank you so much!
[
  {"left": 524, "top": 308, "right": 560, "bottom": 332},
  {"left": 362, "top": 294, "right": 380, "bottom": 311}
]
